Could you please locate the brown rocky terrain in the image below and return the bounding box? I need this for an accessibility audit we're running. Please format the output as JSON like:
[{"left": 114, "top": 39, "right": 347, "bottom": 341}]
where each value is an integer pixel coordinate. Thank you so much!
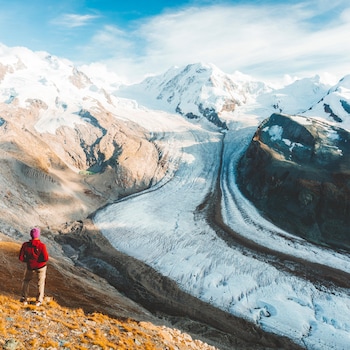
[
  {"left": 0, "top": 240, "right": 219, "bottom": 349},
  {"left": 237, "top": 113, "right": 350, "bottom": 251},
  {"left": 0, "top": 99, "right": 167, "bottom": 230}
]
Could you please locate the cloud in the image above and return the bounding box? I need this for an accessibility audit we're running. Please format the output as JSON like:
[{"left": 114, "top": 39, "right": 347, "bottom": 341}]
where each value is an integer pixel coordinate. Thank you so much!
[
  {"left": 82, "top": 1, "right": 350, "bottom": 83},
  {"left": 91, "top": 25, "right": 132, "bottom": 51},
  {"left": 52, "top": 13, "right": 99, "bottom": 28}
]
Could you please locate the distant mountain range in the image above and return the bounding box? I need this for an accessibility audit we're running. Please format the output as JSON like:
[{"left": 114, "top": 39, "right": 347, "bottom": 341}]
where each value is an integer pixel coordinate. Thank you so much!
[
  {"left": 1, "top": 44, "right": 350, "bottom": 133},
  {"left": 110, "top": 63, "right": 350, "bottom": 131}
]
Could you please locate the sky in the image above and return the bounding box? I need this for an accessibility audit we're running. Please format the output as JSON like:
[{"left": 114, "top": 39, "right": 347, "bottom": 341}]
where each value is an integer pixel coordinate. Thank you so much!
[{"left": 0, "top": 0, "right": 350, "bottom": 83}]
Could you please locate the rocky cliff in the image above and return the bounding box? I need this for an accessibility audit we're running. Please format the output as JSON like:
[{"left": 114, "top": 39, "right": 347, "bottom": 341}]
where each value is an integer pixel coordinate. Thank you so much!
[
  {"left": 237, "top": 113, "right": 350, "bottom": 251},
  {"left": 0, "top": 101, "right": 167, "bottom": 232}
]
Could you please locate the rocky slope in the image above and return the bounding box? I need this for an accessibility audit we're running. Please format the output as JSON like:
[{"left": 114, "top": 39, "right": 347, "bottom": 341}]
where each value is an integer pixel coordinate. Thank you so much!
[
  {"left": 1, "top": 295, "right": 216, "bottom": 350},
  {"left": 0, "top": 55, "right": 167, "bottom": 232},
  {"left": 237, "top": 113, "right": 350, "bottom": 251},
  {"left": 0, "top": 240, "right": 218, "bottom": 350},
  {"left": 0, "top": 107, "right": 165, "bottom": 230}
]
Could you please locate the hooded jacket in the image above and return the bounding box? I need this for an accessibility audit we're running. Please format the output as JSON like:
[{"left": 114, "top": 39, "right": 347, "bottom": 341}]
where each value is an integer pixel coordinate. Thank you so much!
[{"left": 19, "top": 239, "right": 49, "bottom": 270}]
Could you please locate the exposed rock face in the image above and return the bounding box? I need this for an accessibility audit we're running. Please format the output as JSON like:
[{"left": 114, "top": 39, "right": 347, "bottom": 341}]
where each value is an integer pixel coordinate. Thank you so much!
[
  {"left": 237, "top": 113, "right": 350, "bottom": 251},
  {"left": 0, "top": 102, "right": 167, "bottom": 231}
]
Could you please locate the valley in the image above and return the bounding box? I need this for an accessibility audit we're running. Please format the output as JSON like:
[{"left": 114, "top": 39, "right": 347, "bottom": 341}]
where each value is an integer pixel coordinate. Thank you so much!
[{"left": 1, "top": 46, "right": 350, "bottom": 349}]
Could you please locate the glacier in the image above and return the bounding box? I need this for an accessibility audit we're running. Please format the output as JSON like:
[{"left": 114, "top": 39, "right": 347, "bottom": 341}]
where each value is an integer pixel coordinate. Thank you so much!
[{"left": 93, "top": 102, "right": 350, "bottom": 349}]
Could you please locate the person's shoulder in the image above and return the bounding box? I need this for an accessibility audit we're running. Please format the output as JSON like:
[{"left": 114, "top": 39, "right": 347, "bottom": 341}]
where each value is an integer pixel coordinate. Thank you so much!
[{"left": 38, "top": 240, "right": 47, "bottom": 248}]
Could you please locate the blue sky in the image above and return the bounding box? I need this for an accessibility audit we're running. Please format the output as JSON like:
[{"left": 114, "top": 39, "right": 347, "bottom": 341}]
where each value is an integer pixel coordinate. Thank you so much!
[{"left": 0, "top": 0, "right": 349, "bottom": 83}]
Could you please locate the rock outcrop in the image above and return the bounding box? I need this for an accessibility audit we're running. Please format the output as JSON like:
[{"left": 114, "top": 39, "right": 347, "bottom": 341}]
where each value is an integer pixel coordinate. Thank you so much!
[
  {"left": 237, "top": 113, "right": 350, "bottom": 251},
  {"left": 0, "top": 101, "right": 167, "bottom": 232}
]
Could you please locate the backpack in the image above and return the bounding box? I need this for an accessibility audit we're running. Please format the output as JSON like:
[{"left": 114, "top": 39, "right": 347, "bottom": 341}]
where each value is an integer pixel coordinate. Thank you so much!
[
  {"left": 19, "top": 240, "right": 48, "bottom": 270},
  {"left": 24, "top": 242, "right": 41, "bottom": 262}
]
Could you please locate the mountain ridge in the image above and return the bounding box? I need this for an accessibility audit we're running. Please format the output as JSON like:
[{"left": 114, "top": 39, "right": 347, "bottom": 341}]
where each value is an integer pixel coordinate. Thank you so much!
[
  {"left": 1, "top": 43, "right": 350, "bottom": 349},
  {"left": 237, "top": 113, "right": 350, "bottom": 250},
  {"left": 2, "top": 44, "right": 350, "bottom": 133}
]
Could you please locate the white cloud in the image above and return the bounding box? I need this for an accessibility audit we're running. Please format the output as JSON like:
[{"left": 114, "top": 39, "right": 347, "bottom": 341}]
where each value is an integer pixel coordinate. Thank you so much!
[
  {"left": 91, "top": 25, "right": 132, "bottom": 51},
  {"left": 82, "top": 2, "right": 350, "bottom": 83},
  {"left": 53, "top": 13, "right": 99, "bottom": 28},
  {"left": 340, "top": 7, "right": 350, "bottom": 22}
]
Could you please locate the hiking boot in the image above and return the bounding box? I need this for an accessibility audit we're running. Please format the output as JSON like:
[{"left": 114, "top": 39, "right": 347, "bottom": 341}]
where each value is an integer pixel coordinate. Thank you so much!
[{"left": 35, "top": 301, "right": 42, "bottom": 306}]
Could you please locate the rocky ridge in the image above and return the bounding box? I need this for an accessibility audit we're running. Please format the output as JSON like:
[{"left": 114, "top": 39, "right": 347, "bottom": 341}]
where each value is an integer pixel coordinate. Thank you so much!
[
  {"left": 237, "top": 113, "right": 350, "bottom": 250},
  {"left": 0, "top": 240, "right": 218, "bottom": 350},
  {"left": 0, "top": 297, "right": 218, "bottom": 350}
]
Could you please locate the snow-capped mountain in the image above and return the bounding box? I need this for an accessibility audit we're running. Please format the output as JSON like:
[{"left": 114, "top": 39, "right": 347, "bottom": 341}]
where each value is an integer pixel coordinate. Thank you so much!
[
  {"left": 0, "top": 44, "right": 120, "bottom": 135},
  {"left": 304, "top": 74, "right": 350, "bottom": 127},
  {"left": 258, "top": 75, "right": 331, "bottom": 115},
  {"left": 3, "top": 45, "right": 347, "bottom": 135},
  {"left": 2, "top": 44, "right": 350, "bottom": 350},
  {"left": 111, "top": 60, "right": 350, "bottom": 132},
  {"left": 0, "top": 44, "right": 166, "bottom": 230},
  {"left": 114, "top": 62, "right": 272, "bottom": 129}
]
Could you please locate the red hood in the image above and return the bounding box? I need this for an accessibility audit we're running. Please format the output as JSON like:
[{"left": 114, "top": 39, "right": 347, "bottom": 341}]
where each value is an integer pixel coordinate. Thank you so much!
[{"left": 31, "top": 239, "right": 42, "bottom": 247}]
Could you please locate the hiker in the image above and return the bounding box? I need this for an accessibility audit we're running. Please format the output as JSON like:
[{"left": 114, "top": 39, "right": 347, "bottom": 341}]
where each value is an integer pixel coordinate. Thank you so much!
[{"left": 19, "top": 227, "right": 49, "bottom": 306}]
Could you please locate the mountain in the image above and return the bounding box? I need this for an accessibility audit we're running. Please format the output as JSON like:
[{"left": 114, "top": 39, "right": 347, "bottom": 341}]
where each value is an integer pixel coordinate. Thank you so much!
[
  {"left": 304, "top": 74, "right": 350, "bottom": 128},
  {"left": 112, "top": 62, "right": 350, "bottom": 131},
  {"left": 0, "top": 44, "right": 166, "bottom": 230},
  {"left": 257, "top": 75, "right": 331, "bottom": 115},
  {"left": 237, "top": 113, "right": 350, "bottom": 250},
  {"left": 114, "top": 62, "right": 271, "bottom": 129},
  {"left": 2, "top": 44, "right": 350, "bottom": 349}
]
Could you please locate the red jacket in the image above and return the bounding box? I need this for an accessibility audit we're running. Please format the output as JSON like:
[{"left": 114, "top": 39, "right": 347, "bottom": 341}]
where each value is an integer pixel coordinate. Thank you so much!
[{"left": 19, "top": 239, "right": 49, "bottom": 270}]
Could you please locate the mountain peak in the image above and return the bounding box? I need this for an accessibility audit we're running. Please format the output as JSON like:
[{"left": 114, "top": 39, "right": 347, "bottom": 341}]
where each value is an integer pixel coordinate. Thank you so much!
[{"left": 116, "top": 62, "right": 269, "bottom": 129}]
